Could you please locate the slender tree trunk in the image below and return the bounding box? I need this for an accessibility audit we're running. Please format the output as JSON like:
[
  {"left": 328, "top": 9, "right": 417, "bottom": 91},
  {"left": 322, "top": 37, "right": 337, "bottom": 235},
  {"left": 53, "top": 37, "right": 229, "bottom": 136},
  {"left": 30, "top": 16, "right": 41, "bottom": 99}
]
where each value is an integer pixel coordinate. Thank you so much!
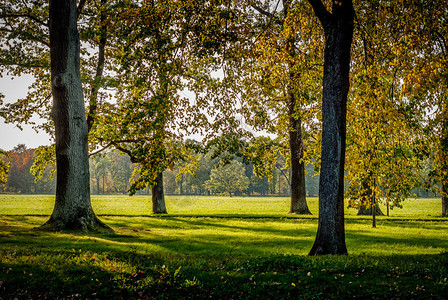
[
  {"left": 372, "top": 181, "right": 376, "bottom": 228},
  {"left": 288, "top": 109, "right": 311, "bottom": 214},
  {"left": 152, "top": 172, "right": 167, "bottom": 214},
  {"left": 279, "top": 171, "right": 281, "bottom": 195},
  {"left": 43, "top": 0, "right": 109, "bottom": 232},
  {"left": 386, "top": 199, "right": 390, "bottom": 216},
  {"left": 308, "top": 0, "right": 353, "bottom": 255},
  {"left": 97, "top": 178, "right": 100, "bottom": 195},
  {"left": 442, "top": 183, "right": 447, "bottom": 217},
  {"left": 179, "top": 175, "right": 183, "bottom": 195},
  {"left": 288, "top": 168, "right": 291, "bottom": 196},
  {"left": 441, "top": 106, "right": 448, "bottom": 217},
  {"left": 262, "top": 177, "right": 266, "bottom": 196}
]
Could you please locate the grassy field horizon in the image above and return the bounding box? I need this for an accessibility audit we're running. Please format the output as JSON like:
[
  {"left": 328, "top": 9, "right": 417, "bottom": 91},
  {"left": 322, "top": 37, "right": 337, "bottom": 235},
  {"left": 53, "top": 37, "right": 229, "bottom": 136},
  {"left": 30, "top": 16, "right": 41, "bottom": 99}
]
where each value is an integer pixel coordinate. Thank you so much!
[{"left": 0, "top": 194, "right": 445, "bottom": 219}]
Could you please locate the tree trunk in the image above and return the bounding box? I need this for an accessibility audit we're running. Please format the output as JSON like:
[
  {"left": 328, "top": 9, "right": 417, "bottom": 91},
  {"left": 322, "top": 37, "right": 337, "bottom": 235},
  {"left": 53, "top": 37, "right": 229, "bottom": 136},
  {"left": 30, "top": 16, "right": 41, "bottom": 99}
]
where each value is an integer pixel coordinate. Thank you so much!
[
  {"left": 442, "top": 183, "right": 447, "bottom": 217},
  {"left": 179, "top": 175, "right": 183, "bottom": 195},
  {"left": 357, "top": 205, "right": 384, "bottom": 216},
  {"left": 278, "top": 171, "right": 281, "bottom": 195},
  {"left": 289, "top": 107, "right": 311, "bottom": 214},
  {"left": 152, "top": 172, "right": 167, "bottom": 214},
  {"left": 372, "top": 185, "right": 376, "bottom": 228},
  {"left": 308, "top": 0, "right": 353, "bottom": 256},
  {"left": 42, "top": 0, "right": 109, "bottom": 232},
  {"left": 357, "top": 180, "right": 384, "bottom": 216},
  {"left": 283, "top": 0, "right": 311, "bottom": 214},
  {"left": 386, "top": 199, "right": 390, "bottom": 217},
  {"left": 441, "top": 107, "right": 448, "bottom": 217}
]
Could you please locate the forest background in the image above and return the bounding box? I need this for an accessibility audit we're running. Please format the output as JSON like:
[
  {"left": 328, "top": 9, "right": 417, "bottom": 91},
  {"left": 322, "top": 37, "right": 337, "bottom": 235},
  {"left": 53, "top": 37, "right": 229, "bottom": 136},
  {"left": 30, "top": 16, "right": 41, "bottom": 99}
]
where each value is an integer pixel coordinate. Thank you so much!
[{"left": 0, "top": 143, "right": 440, "bottom": 200}]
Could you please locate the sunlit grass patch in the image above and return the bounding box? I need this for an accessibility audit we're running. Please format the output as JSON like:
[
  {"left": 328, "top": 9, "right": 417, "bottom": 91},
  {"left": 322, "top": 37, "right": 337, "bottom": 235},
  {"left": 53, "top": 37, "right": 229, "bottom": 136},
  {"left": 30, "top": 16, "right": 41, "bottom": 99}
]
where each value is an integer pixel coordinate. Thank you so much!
[{"left": 0, "top": 194, "right": 443, "bottom": 219}]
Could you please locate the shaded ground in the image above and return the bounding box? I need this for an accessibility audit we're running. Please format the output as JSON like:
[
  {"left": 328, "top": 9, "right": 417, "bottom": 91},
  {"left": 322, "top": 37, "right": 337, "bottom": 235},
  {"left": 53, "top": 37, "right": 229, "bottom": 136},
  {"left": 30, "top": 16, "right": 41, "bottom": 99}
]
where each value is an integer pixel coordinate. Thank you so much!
[{"left": 1, "top": 215, "right": 447, "bottom": 299}]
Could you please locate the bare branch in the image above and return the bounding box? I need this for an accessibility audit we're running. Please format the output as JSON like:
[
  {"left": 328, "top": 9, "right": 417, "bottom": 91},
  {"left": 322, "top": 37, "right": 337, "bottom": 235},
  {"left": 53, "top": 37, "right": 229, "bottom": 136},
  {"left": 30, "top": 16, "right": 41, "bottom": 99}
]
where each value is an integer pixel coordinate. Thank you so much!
[
  {"left": 89, "top": 142, "right": 113, "bottom": 157},
  {"left": 0, "top": 13, "right": 48, "bottom": 27},
  {"left": 77, "top": 0, "right": 88, "bottom": 18},
  {"left": 251, "top": 5, "right": 274, "bottom": 18},
  {"left": 251, "top": 0, "right": 282, "bottom": 48}
]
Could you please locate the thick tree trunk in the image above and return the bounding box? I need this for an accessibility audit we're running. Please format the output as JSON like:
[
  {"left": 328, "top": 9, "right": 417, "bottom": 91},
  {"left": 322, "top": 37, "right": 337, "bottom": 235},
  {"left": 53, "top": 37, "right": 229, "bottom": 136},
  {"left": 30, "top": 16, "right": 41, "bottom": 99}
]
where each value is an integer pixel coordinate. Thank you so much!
[
  {"left": 308, "top": 0, "right": 353, "bottom": 255},
  {"left": 152, "top": 172, "right": 167, "bottom": 214},
  {"left": 289, "top": 101, "right": 311, "bottom": 214},
  {"left": 43, "top": 0, "right": 109, "bottom": 232}
]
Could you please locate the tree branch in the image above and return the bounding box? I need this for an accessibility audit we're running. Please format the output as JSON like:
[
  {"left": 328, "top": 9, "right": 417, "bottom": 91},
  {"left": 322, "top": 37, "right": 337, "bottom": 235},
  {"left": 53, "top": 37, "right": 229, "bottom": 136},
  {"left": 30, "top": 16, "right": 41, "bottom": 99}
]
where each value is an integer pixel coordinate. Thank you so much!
[
  {"left": 306, "top": 0, "right": 332, "bottom": 27},
  {"left": 251, "top": 5, "right": 274, "bottom": 18},
  {"left": 89, "top": 142, "right": 113, "bottom": 157},
  {"left": 111, "top": 142, "right": 139, "bottom": 163},
  {"left": 77, "top": 0, "right": 88, "bottom": 18},
  {"left": 0, "top": 13, "right": 48, "bottom": 27},
  {"left": 251, "top": 0, "right": 282, "bottom": 48}
]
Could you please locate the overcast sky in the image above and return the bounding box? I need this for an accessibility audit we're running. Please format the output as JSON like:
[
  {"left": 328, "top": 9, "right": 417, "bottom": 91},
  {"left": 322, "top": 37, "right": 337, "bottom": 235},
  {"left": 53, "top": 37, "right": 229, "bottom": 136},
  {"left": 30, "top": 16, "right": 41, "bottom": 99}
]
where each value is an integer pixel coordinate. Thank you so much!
[{"left": 0, "top": 75, "right": 51, "bottom": 151}]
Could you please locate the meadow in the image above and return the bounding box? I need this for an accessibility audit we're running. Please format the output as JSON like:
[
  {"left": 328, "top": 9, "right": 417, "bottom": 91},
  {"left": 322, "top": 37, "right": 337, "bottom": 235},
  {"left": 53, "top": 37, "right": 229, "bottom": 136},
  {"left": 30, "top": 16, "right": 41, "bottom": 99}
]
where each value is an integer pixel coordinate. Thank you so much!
[{"left": 1, "top": 195, "right": 447, "bottom": 299}]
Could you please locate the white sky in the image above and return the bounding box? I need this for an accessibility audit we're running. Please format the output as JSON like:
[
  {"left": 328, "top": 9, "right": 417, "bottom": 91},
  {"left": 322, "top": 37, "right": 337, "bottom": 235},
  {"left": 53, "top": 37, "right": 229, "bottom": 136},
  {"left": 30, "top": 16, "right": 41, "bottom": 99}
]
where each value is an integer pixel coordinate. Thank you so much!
[{"left": 0, "top": 75, "right": 51, "bottom": 151}]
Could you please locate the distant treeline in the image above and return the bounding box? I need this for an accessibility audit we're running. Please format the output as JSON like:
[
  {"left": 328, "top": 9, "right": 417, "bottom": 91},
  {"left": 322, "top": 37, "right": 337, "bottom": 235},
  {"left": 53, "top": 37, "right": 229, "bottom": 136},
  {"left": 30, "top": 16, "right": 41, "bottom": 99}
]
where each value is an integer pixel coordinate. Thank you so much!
[{"left": 0, "top": 144, "right": 439, "bottom": 198}]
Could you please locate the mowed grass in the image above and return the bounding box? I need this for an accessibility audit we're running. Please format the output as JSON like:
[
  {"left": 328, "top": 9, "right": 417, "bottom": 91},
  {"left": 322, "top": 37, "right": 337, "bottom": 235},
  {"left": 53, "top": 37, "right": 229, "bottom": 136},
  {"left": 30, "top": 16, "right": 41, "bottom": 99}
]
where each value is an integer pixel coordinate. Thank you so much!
[
  {"left": 0, "top": 194, "right": 447, "bottom": 299},
  {"left": 0, "top": 194, "right": 444, "bottom": 218}
]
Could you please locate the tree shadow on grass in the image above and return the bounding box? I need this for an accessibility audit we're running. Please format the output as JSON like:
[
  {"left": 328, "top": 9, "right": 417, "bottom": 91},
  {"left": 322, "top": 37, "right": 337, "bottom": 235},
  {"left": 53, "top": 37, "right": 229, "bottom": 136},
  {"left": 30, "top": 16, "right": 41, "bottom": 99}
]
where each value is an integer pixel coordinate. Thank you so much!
[
  {"left": 2, "top": 216, "right": 448, "bottom": 299},
  {"left": 2, "top": 216, "right": 448, "bottom": 261}
]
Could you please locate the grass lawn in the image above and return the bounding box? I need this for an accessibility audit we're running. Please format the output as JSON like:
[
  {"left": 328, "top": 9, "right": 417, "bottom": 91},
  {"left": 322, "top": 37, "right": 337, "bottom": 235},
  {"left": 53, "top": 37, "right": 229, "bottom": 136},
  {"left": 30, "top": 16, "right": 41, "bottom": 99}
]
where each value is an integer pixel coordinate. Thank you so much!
[{"left": 0, "top": 194, "right": 447, "bottom": 298}]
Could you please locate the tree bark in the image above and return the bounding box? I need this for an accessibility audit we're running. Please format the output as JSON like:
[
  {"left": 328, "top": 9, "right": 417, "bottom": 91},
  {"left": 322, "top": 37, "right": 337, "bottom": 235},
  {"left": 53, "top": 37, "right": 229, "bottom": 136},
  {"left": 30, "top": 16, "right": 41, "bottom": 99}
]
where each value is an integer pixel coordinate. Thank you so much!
[
  {"left": 152, "top": 172, "right": 167, "bottom": 214},
  {"left": 289, "top": 99, "right": 311, "bottom": 214},
  {"left": 42, "top": 0, "right": 109, "bottom": 232},
  {"left": 441, "top": 109, "right": 448, "bottom": 217},
  {"left": 442, "top": 183, "right": 447, "bottom": 217},
  {"left": 308, "top": 0, "right": 353, "bottom": 255}
]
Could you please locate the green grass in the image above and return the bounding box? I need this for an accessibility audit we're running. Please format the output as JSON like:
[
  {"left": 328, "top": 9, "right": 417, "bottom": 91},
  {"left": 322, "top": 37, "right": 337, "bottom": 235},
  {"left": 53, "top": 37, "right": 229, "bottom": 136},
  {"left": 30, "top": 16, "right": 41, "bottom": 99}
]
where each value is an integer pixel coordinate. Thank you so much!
[
  {"left": 0, "top": 194, "right": 444, "bottom": 218},
  {"left": 1, "top": 195, "right": 447, "bottom": 298}
]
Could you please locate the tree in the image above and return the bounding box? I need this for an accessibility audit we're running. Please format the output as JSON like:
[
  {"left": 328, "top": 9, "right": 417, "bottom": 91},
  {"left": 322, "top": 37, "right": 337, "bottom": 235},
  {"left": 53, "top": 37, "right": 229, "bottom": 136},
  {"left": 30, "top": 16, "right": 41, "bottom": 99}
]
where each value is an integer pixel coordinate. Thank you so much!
[
  {"left": 396, "top": 0, "right": 448, "bottom": 217},
  {"left": 344, "top": 0, "right": 423, "bottom": 224},
  {"left": 308, "top": 0, "right": 354, "bottom": 256},
  {"left": 89, "top": 0, "right": 239, "bottom": 213},
  {"left": 5, "top": 145, "right": 35, "bottom": 193},
  {"left": 90, "top": 155, "right": 110, "bottom": 194},
  {"left": 181, "top": 153, "right": 213, "bottom": 195},
  {"left": 204, "top": 160, "right": 249, "bottom": 197},
  {"left": 0, "top": 149, "right": 10, "bottom": 187},
  {"left": 42, "top": 0, "right": 109, "bottom": 232},
  {"left": 108, "top": 150, "right": 133, "bottom": 194},
  {"left": 233, "top": 0, "right": 322, "bottom": 214}
]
